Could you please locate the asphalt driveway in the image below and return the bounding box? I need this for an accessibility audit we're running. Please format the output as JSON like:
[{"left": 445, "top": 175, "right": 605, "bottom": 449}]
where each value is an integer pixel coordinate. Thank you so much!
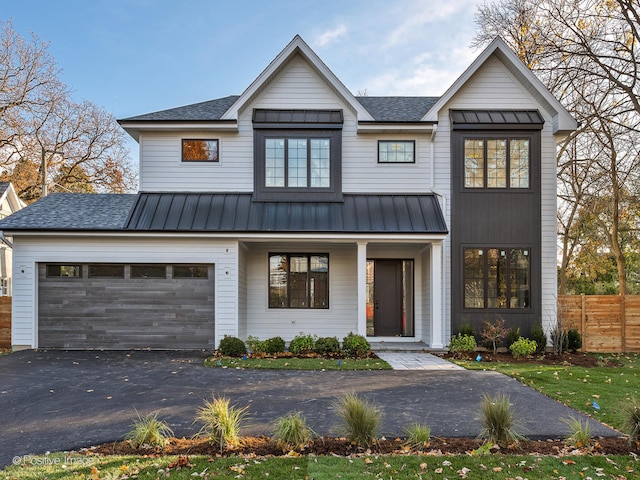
[{"left": 0, "top": 349, "right": 620, "bottom": 467}]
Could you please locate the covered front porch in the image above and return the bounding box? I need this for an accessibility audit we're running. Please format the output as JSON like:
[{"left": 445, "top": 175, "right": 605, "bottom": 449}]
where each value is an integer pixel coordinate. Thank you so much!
[{"left": 238, "top": 236, "right": 447, "bottom": 349}]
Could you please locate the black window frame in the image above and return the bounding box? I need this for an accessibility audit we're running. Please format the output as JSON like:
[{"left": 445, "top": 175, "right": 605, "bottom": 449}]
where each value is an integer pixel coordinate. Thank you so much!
[
  {"left": 462, "top": 246, "right": 531, "bottom": 311},
  {"left": 88, "top": 264, "right": 125, "bottom": 279},
  {"left": 172, "top": 265, "right": 209, "bottom": 279},
  {"left": 461, "top": 135, "right": 533, "bottom": 190},
  {"left": 377, "top": 140, "right": 416, "bottom": 164},
  {"left": 130, "top": 264, "right": 167, "bottom": 279},
  {"left": 181, "top": 139, "right": 219, "bottom": 163},
  {"left": 268, "top": 253, "right": 329, "bottom": 309}
]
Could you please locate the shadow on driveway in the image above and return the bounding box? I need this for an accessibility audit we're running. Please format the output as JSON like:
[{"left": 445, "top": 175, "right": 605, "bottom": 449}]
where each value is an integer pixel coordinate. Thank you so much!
[{"left": 0, "top": 349, "right": 620, "bottom": 467}]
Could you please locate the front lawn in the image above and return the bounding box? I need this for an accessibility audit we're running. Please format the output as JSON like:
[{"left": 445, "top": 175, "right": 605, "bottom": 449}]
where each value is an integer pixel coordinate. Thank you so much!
[
  {"left": 204, "top": 355, "right": 391, "bottom": 370},
  {"left": 3, "top": 452, "right": 637, "bottom": 479},
  {"left": 455, "top": 353, "right": 640, "bottom": 431}
]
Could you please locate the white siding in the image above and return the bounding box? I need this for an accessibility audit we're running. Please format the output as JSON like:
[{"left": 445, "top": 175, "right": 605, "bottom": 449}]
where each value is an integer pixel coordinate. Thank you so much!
[
  {"left": 237, "top": 243, "right": 248, "bottom": 338},
  {"left": 11, "top": 235, "right": 238, "bottom": 348},
  {"left": 245, "top": 243, "right": 358, "bottom": 341},
  {"left": 138, "top": 55, "right": 433, "bottom": 194},
  {"left": 435, "top": 54, "right": 560, "bottom": 336}
]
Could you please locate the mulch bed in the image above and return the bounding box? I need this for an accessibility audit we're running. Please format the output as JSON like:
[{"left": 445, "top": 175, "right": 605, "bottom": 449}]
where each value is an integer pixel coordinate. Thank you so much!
[
  {"left": 90, "top": 436, "right": 638, "bottom": 458},
  {"left": 438, "top": 352, "right": 623, "bottom": 368}
]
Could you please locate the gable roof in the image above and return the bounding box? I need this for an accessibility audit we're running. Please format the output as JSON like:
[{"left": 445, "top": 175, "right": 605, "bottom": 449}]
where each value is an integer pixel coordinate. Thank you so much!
[
  {"left": 423, "top": 37, "right": 576, "bottom": 135},
  {"left": 220, "top": 35, "right": 374, "bottom": 122},
  {"left": 120, "top": 95, "right": 240, "bottom": 122}
]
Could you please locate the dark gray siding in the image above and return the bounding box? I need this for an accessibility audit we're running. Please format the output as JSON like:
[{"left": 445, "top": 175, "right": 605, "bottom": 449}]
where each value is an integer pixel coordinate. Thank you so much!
[
  {"left": 38, "top": 264, "right": 215, "bottom": 349},
  {"left": 451, "top": 130, "right": 542, "bottom": 338}
]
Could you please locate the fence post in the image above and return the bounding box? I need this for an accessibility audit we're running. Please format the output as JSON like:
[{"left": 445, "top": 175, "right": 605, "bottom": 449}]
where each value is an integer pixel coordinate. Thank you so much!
[
  {"left": 580, "top": 294, "right": 586, "bottom": 345},
  {"left": 621, "top": 294, "right": 626, "bottom": 353}
]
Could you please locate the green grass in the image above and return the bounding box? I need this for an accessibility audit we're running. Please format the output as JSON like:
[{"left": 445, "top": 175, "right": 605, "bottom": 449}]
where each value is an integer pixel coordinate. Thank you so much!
[
  {"left": 3, "top": 452, "right": 638, "bottom": 479},
  {"left": 455, "top": 353, "right": 640, "bottom": 431},
  {"left": 205, "top": 356, "right": 391, "bottom": 370}
]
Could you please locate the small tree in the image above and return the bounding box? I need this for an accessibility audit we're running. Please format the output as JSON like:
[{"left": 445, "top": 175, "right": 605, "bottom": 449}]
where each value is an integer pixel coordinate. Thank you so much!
[{"left": 481, "top": 316, "right": 508, "bottom": 354}]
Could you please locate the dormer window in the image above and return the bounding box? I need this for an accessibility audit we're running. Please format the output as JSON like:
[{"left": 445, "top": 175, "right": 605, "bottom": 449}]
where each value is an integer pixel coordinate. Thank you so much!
[{"left": 253, "top": 109, "right": 343, "bottom": 202}]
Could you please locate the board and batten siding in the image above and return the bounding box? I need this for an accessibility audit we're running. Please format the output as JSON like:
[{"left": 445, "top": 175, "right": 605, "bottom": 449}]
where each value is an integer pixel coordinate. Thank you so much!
[
  {"left": 436, "top": 54, "right": 560, "bottom": 337},
  {"left": 11, "top": 235, "right": 239, "bottom": 349},
  {"left": 138, "top": 54, "right": 433, "bottom": 194}
]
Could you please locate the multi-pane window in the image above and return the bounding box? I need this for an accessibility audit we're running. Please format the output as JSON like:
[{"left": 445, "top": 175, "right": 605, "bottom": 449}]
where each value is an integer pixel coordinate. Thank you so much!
[
  {"left": 269, "top": 253, "right": 329, "bottom": 309},
  {"left": 464, "top": 138, "right": 530, "bottom": 188},
  {"left": 265, "top": 138, "right": 330, "bottom": 188},
  {"left": 182, "top": 139, "right": 219, "bottom": 162},
  {"left": 463, "top": 247, "right": 530, "bottom": 309},
  {"left": 378, "top": 141, "right": 415, "bottom": 163}
]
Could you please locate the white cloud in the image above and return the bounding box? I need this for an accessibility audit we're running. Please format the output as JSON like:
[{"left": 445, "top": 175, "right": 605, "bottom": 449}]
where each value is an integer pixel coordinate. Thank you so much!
[{"left": 314, "top": 24, "right": 348, "bottom": 47}]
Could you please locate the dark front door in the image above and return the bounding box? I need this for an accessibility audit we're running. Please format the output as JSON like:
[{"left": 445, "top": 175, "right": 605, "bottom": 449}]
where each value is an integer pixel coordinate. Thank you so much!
[{"left": 374, "top": 260, "right": 403, "bottom": 336}]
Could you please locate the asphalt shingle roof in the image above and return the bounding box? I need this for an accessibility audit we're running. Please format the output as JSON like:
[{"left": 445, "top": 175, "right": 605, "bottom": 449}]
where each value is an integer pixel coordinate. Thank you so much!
[
  {"left": 0, "top": 182, "right": 10, "bottom": 196},
  {"left": 118, "top": 96, "right": 440, "bottom": 123},
  {"left": 0, "top": 193, "right": 137, "bottom": 231}
]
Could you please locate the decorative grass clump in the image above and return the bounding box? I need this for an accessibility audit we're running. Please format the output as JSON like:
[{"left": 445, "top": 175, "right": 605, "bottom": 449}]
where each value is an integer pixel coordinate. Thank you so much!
[
  {"left": 271, "top": 411, "right": 315, "bottom": 449},
  {"left": 622, "top": 396, "right": 640, "bottom": 444},
  {"left": 125, "top": 410, "right": 174, "bottom": 449},
  {"left": 479, "top": 393, "right": 524, "bottom": 447},
  {"left": 334, "top": 392, "right": 381, "bottom": 447},
  {"left": 195, "top": 395, "right": 249, "bottom": 451},
  {"left": 563, "top": 416, "right": 593, "bottom": 448},
  {"left": 403, "top": 422, "right": 431, "bottom": 450}
]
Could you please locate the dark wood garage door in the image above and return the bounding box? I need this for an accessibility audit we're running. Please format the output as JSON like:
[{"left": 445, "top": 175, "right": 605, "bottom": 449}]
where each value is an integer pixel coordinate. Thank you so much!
[{"left": 38, "top": 263, "right": 215, "bottom": 349}]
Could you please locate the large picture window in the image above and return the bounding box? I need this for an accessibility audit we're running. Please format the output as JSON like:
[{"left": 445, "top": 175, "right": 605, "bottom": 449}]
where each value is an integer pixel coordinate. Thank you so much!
[
  {"left": 269, "top": 253, "right": 329, "bottom": 309},
  {"left": 463, "top": 247, "right": 530, "bottom": 309},
  {"left": 265, "top": 137, "right": 331, "bottom": 188},
  {"left": 464, "top": 137, "right": 530, "bottom": 189}
]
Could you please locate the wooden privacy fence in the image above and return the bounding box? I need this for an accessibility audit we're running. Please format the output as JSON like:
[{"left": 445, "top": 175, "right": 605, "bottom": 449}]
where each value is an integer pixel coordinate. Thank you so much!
[
  {"left": 0, "top": 296, "right": 10, "bottom": 348},
  {"left": 558, "top": 295, "right": 640, "bottom": 353}
]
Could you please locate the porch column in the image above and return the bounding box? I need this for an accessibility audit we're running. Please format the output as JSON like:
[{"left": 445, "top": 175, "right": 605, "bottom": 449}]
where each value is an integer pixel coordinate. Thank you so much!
[
  {"left": 430, "top": 241, "right": 445, "bottom": 349},
  {"left": 357, "top": 241, "right": 368, "bottom": 336}
]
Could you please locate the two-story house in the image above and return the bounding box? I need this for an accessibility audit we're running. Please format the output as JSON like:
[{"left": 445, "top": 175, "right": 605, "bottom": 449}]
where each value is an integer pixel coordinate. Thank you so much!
[{"left": 0, "top": 36, "right": 575, "bottom": 350}]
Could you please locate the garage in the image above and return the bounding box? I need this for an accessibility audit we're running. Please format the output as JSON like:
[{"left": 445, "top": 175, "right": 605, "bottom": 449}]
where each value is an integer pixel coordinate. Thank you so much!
[{"left": 38, "top": 263, "right": 215, "bottom": 349}]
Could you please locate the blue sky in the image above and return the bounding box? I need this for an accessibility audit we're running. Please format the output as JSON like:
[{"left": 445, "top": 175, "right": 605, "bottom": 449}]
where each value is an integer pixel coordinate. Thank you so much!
[{"left": 5, "top": 0, "right": 486, "bottom": 121}]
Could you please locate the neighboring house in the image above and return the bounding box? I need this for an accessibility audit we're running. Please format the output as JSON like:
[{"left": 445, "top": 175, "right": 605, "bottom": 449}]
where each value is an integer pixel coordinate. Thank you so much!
[
  {"left": 0, "top": 182, "right": 25, "bottom": 297},
  {"left": 0, "top": 36, "right": 576, "bottom": 350}
]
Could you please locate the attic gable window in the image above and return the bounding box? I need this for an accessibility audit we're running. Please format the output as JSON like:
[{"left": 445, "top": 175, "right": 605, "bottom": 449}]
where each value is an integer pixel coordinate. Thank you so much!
[{"left": 182, "top": 139, "right": 219, "bottom": 162}]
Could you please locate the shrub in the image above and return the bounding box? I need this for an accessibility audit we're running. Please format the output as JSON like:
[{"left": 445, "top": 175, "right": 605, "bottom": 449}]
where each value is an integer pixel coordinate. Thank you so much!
[
  {"left": 334, "top": 392, "right": 380, "bottom": 447},
  {"left": 195, "top": 395, "right": 249, "bottom": 451},
  {"left": 449, "top": 334, "right": 477, "bottom": 358},
  {"left": 246, "top": 335, "right": 266, "bottom": 354},
  {"left": 342, "top": 332, "right": 370, "bottom": 358},
  {"left": 563, "top": 416, "right": 593, "bottom": 448},
  {"left": 479, "top": 393, "right": 524, "bottom": 447},
  {"left": 505, "top": 328, "right": 521, "bottom": 349},
  {"left": 567, "top": 329, "right": 582, "bottom": 352},
  {"left": 404, "top": 422, "right": 431, "bottom": 450},
  {"left": 550, "top": 325, "right": 567, "bottom": 354},
  {"left": 509, "top": 337, "right": 537, "bottom": 358},
  {"left": 218, "top": 336, "right": 246, "bottom": 357},
  {"left": 314, "top": 336, "right": 341, "bottom": 355},
  {"left": 289, "top": 334, "right": 316, "bottom": 355},
  {"left": 263, "top": 336, "right": 286, "bottom": 354},
  {"left": 529, "top": 323, "right": 547, "bottom": 353},
  {"left": 458, "top": 322, "right": 475, "bottom": 337},
  {"left": 480, "top": 316, "right": 509, "bottom": 354},
  {"left": 125, "top": 410, "right": 173, "bottom": 449},
  {"left": 271, "top": 411, "right": 315, "bottom": 449},
  {"left": 622, "top": 396, "right": 640, "bottom": 444}
]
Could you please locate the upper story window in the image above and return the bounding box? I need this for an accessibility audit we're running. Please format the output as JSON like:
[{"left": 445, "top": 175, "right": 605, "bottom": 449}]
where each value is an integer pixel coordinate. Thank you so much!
[
  {"left": 378, "top": 141, "right": 415, "bottom": 163},
  {"left": 182, "top": 139, "right": 219, "bottom": 162},
  {"left": 253, "top": 109, "right": 343, "bottom": 202},
  {"left": 265, "top": 137, "right": 331, "bottom": 188},
  {"left": 464, "top": 138, "right": 530, "bottom": 189}
]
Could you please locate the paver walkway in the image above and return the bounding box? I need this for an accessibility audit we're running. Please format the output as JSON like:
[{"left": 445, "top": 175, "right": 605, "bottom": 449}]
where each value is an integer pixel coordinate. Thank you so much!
[{"left": 375, "top": 352, "right": 464, "bottom": 370}]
